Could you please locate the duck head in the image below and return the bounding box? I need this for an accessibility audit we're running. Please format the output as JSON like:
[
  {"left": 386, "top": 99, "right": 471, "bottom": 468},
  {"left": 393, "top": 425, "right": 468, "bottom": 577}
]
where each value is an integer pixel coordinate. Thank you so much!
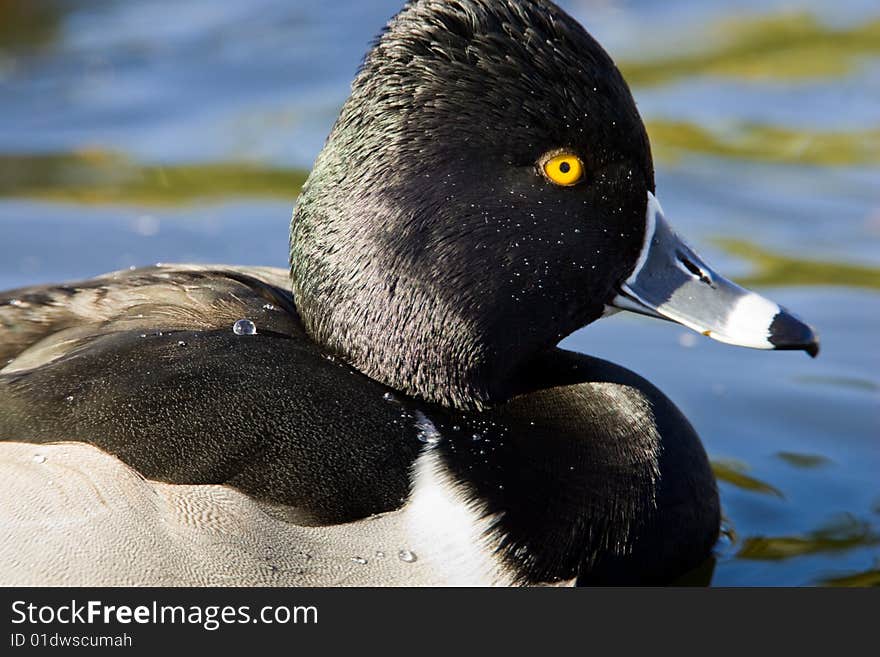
[{"left": 290, "top": 0, "right": 818, "bottom": 410}]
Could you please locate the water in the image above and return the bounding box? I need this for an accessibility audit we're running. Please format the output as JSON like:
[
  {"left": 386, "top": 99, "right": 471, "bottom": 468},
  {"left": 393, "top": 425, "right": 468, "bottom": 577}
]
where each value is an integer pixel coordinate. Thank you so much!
[
  {"left": 0, "top": 0, "right": 877, "bottom": 586},
  {"left": 414, "top": 411, "right": 442, "bottom": 446},
  {"left": 232, "top": 318, "right": 257, "bottom": 336},
  {"left": 398, "top": 550, "right": 418, "bottom": 564}
]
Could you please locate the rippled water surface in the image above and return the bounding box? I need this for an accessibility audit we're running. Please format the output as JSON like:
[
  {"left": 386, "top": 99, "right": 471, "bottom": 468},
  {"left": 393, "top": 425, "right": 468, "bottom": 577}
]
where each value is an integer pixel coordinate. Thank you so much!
[{"left": 1, "top": 0, "right": 877, "bottom": 585}]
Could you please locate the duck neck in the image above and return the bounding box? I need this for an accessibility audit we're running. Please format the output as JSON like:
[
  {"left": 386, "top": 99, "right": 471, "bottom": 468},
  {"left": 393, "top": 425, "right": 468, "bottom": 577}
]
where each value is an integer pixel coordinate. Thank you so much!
[
  {"left": 289, "top": 194, "right": 562, "bottom": 409},
  {"left": 290, "top": 274, "right": 535, "bottom": 411}
]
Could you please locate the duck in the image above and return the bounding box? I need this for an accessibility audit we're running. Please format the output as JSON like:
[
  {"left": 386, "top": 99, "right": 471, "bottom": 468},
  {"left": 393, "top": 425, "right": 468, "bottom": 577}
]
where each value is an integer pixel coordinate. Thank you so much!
[{"left": 0, "top": 0, "right": 817, "bottom": 586}]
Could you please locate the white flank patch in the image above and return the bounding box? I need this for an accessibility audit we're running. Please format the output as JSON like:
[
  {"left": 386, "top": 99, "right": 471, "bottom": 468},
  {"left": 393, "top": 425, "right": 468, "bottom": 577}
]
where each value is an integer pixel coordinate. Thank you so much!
[{"left": 403, "top": 450, "right": 515, "bottom": 587}]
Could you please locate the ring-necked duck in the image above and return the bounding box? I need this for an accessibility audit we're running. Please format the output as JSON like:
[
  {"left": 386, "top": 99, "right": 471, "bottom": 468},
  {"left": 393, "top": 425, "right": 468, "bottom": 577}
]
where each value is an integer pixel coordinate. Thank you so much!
[{"left": 0, "top": 0, "right": 817, "bottom": 586}]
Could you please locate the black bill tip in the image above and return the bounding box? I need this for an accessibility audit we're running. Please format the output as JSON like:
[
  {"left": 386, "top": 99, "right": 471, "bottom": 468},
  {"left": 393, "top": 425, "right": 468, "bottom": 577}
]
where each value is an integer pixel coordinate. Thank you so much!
[{"left": 768, "top": 311, "right": 820, "bottom": 358}]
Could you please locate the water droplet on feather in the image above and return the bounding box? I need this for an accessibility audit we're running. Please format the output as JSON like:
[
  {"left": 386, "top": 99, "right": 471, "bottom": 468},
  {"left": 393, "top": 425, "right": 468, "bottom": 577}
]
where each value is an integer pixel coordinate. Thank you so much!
[{"left": 233, "top": 319, "right": 257, "bottom": 336}]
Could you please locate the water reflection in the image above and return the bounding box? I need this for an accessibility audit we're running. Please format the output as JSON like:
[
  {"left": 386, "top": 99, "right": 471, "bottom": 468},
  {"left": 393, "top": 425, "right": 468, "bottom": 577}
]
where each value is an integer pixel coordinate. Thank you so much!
[
  {"left": 712, "top": 459, "right": 784, "bottom": 498},
  {"left": 0, "top": 151, "right": 305, "bottom": 204},
  {"left": 647, "top": 120, "right": 880, "bottom": 166},
  {"left": 820, "top": 565, "right": 880, "bottom": 587},
  {"left": 792, "top": 375, "right": 879, "bottom": 393},
  {"left": 0, "top": 0, "right": 66, "bottom": 53},
  {"left": 717, "top": 239, "right": 880, "bottom": 290},
  {"left": 620, "top": 12, "right": 880, "bottom": 86},
  {"left": 737, "top": 513, "right": 879, "bottom": 561},
  {"left": 775, "top": 452, "right": 832, "bottom": 468}
]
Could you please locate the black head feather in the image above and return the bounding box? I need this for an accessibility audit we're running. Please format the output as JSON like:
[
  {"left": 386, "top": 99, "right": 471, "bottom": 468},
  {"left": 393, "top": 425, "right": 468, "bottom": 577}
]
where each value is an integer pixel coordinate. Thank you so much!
[{"left": 291, "top": 0, "right": 654, "bottom": 409}]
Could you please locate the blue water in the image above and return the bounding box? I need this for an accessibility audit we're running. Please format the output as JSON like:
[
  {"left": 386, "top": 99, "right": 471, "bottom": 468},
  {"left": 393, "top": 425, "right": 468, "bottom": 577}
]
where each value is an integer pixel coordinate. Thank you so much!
[{"left": 1, "top": 0, "right": 877, "bottom": 585}]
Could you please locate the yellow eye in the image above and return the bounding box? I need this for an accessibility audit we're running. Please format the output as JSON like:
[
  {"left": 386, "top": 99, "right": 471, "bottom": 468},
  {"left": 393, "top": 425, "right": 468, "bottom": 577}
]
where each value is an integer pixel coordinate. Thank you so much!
[{"left": 542, "top": 153, "right": 584, "bottom": 187}]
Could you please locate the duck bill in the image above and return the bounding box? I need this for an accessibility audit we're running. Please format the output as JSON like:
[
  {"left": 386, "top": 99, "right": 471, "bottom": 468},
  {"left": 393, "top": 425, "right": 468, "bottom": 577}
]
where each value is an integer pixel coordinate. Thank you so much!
[{"left": 611, "top": 192, "right": 819, "bottom": 357}]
